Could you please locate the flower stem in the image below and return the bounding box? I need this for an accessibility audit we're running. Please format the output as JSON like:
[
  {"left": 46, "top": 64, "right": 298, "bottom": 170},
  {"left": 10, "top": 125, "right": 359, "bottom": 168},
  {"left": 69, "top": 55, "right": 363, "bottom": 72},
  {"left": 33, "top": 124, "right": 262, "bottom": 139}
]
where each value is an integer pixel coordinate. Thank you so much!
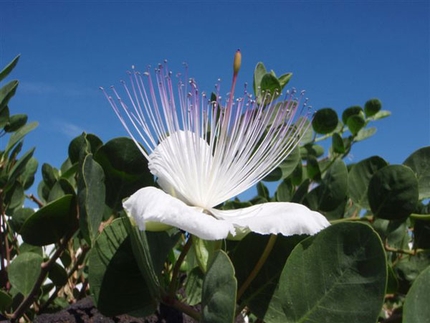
[
  {"left": 237, "top": 234, "right": 277, "bottom": 301},
  {"left": 168, "top": 236, "right": 192, "bottom": 297},
  {"left": 164, "top": 296, "right": 201, "bottom": 321}
]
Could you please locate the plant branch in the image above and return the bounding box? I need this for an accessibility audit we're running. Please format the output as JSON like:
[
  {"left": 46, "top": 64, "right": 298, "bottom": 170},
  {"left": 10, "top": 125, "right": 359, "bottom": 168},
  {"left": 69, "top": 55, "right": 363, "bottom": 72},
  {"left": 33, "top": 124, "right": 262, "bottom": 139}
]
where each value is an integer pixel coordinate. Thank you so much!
[
  {"left": 8, "top": 231, "right": 75, "bottom": 322},
  {"left": 330, "top": 215, "right": 374, "bottom": 225},
  {"left": 384, "top": 240, "right": 429, "bottom": 256},
  {"left": 168, "top": 236, "right": 192, "bottom": 297},
  {"left": 162, "top": 295, "right": 201, "bottom": 322},
  {"left": 27, "top": 194, "right": 44, "bottom": 208}
]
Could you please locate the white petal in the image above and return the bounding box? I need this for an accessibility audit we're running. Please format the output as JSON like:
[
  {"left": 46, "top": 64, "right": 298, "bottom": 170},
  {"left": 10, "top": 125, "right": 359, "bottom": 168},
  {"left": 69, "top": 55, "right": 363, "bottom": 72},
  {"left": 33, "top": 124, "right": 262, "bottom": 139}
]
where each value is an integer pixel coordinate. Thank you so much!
[
  {"left": 123, "top": 187, "right": 235, "bottom": 240},
  {"left": 210, "top": 202, "right": 330, "bottom": 236}
]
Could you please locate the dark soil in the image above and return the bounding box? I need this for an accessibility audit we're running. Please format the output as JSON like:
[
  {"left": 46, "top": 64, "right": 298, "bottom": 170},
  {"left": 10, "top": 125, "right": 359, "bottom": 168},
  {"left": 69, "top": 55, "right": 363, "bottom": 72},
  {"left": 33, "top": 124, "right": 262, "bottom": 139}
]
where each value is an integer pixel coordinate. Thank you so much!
[{"left": 33, "top": 297, "right": 196, "bottom": 323}]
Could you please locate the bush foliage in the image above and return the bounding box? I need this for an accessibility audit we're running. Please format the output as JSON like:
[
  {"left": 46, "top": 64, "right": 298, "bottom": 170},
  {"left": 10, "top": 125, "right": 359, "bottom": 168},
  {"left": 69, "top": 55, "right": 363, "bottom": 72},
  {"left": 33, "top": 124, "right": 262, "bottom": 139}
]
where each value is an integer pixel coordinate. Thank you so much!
[{"left": 0, "top": 56, "right": 429, "bottom": 323}]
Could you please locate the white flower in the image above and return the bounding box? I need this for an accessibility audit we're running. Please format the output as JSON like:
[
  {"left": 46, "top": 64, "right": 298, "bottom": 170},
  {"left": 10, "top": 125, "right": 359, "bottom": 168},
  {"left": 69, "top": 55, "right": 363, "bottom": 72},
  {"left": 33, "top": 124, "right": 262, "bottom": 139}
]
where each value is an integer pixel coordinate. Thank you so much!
[{"left": 103, "top": 52, "right": 330, "bottom": 240}]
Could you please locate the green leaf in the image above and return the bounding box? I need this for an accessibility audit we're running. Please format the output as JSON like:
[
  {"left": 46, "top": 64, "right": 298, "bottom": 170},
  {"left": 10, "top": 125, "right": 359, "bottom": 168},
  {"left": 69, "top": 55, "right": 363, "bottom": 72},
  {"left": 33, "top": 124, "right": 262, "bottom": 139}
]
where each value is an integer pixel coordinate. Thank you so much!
[
  {"left": 331, "top": 132, "right": 345, "bottom": 153},
  {"left": 312, "top": 108, "right": 338, "bottom": 134},
  {"left": 266, "top": 222, "right": 387, "bottom": 323},
  {"left": 275, "top": 179, "right": 293, "bottom": 202},
  {"left": 124, "top": 218, "right": 179, "bottom": 303},
  {"left": 9, "top": 208, "right": 34, "bottom": 233},
  {"left": 348, "top": 156, "right": 388, "bottom": 209},
  {"left": 68, "top": 133, "right": 103, "bottom": 164},
  {"left": 257, "top": 182, "right": 269, "bottom": 199},
  {"left": 277, "top": 73, "right": 292, "bottom": 89},
  {"left": 192, "top": 236, "right": 221, "bottom": 274},
  {"left": 300, "top": 144, "right": 324, "bottom": 159},
  {"left": 78, "top": 154, "right": 105, "bottom": 244},
  {"left": 20, "top": 195, "right": 78, "bottom": 246},
  {"left": 95, "top": 137, "right": 153, "bottom": 211},
  {"left": 0, "top": 289, "right": 12, "bottom": 312},
  {"left": 403, "top": 265, "right": 430, "bottom": 323},
  {"left": 8, "top": 147, "right": 36, "bottom": 186},
  {"left": 264, "top": 146, "right": 300, "bottom": 182},
  {"left": 201, "top": 250, "right": 237, "bottom": 323},
  {"left": 305, "top": 159, "right": 348, "bottom": 212},
  {"left": 347, "top": 114, "right": 366, "bottom": 135},
  {"left": 20, "top": 156, "right": 38, "bottom": 190},
  {"left": 305, "top": 155, "right": 321, "bottom": 181},
  {"left": 298, "top": 117, "right": 313, "bottom": 145},
  {"left": 185, "top": 267, "right": 204, "bottom": 306},
  {"left": 364, "top": 98, "right": 382, "bottom": 117},
  {"left": 48, "top": 178, "right": 75, "bottom": 202},
  {"left": 341, "top": 105, "right": 363, "bottom": 124},
  {"left": 396, "top": 253, "right": 430, "bottom": 285},
  {"left": 48, "top": 263, "right": 68, "bottom": 287},
  {"left": 41, "top": 163, "right": 59, "bottom": 189},
  {"left": 260, "top": 74, "right": 281, "bottom": 99},
  {"left": 403, "top": 146, "right": 430, "bottom": 200},
  {"left": 253, "top": 62, "right": 267, "bottom": 96},
  {"left": 231, "top": 233, "right": 305, "bottom": 318},
  {"left": 355, "top": 126, "right": 377, "bottom": 141},
  {"left": 370, "top": 110, "right": 391, "bottom": 120},
  {"left": 5, "top": 181, "right": 25, "bottom": 212},
  {"left": 368, "top": 165, "right": 419, "bottom": 220},
  {"left": 0, "top": 54, "right": 20, "bottom": 82},
  {"left": 88, "top": 218, "right": 155, "bottom": 317},
  {"left": 0, "top": 80, "right": 18, "bottom": 110},
  {"left": 5, "top": 121, "right": 38, "bottom": 155},
  {"left": 0, "top": 105, "right": 10, "bottom": 128},
  {"left": 9, "top": 252, "right": 43, "bottom": 296},
  {"left": 4, "top": 114, "right": 28, "bottom": 133}
]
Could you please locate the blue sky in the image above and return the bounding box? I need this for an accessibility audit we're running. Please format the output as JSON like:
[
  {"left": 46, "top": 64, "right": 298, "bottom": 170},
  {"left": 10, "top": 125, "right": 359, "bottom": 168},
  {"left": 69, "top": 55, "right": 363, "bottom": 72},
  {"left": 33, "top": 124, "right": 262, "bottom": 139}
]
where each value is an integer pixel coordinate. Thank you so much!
[{"left": 1, "top": 1, "right": 429, "bottom": 198}]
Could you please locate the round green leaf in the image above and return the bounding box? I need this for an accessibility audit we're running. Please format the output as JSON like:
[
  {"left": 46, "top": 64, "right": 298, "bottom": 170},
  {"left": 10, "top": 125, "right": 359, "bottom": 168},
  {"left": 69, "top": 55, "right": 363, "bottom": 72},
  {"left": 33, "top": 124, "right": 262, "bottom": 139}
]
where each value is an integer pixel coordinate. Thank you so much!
[
  {"left": 312, "top": 108, "right": 338, "bottom": 134},
  {"left": 305, "top": 155, "right": 321, "bottom": 181},
  {"left": 20, "top": 194, "right": 78, "bottom": 246},
  {"left": 263, "top": 146, "right": 300, "bottom": 182},
  {"left": 349, "top": 156, "right": 388, "bottom": 209},
  {"left": 48, "top": 178, "right": 75, "bottom": 202},
  {"left": 41, "top": 163, "right": 58, "bottom": 189},
  {"left": 403, "top": 265, "right": 430, "bottom": 323},
  {"left": 368, "top": 165, "right": 419, "bottom": 220},
  {"left": 276, "top": 180, "right": 293, "bottom": 202},
  {"left": 299, "top": 144, "right": 324, "bottom": 159},
  {"left": 347, "top": 114, "right": 366, "bottom": 135},
  {"left": 48, "top": 262, "right": 68, "bottom": 287},
  {"left": 94, "top": 137, "right": 153, "bottom": 210},
  {"left": 9, "top": 252, "right": 43, "bottom": 296},
  {"left": 265, "top": 222, "right": 386, "bottom": 323},
  {"left": 10, "top": 207, "right": 34, "bottom": 233},
  {"left": 68, "top": 133, "right": 103, "bottom": 164},
  {"left": 403, "top": 146, "right": 430, "bottom": 200},
  {"left": 364, "top": 98, "right": 382, "bottom": 117},
  {"left": 201, "top": 250, "right": 237, "bottom": 323},
  {"left": 331, "top": 132, "right": 345, "bottom": 153},
  {"left": 341, "top": 105, "right": 362, "bottom": 124},
  {"left": 306, "top": 159, "right": 348, "bottom": 212}
]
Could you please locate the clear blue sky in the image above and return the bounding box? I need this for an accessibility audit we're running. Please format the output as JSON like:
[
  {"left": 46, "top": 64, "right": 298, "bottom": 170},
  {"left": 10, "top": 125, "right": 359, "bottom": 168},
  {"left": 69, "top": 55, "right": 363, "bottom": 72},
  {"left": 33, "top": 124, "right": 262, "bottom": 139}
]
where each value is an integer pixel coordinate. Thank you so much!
[{"left": 1, "top": 1, "right": 429, "bottom": 197}]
